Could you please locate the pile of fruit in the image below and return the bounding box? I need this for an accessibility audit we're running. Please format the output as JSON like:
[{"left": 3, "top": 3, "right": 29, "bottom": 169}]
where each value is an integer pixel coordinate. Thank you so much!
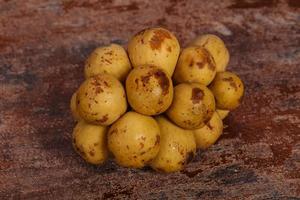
[{"left": 70, "top": 27, "right": 244, "bottom": 173}]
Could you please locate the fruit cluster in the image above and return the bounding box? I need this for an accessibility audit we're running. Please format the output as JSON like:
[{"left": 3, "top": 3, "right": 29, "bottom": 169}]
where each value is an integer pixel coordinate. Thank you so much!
[{"left": 71, "top": 27, "right": 244, "bottom": 172}]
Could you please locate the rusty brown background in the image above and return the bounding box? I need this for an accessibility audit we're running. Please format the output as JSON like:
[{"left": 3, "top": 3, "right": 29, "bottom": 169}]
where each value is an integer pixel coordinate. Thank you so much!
[{"left": 0, "top": 0, "right": 300, "bottom": 199}]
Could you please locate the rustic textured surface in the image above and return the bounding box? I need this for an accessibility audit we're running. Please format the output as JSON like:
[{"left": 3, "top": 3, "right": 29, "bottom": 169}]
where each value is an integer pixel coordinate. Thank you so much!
[{"left": 0, "top": 0, "right": 300, "bottom": 199}]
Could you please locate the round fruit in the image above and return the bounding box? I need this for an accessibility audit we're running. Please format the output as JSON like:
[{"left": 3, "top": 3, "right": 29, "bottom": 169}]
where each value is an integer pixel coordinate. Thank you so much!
[
  {"left": 150, "top": 116, "right": 196, "bottom": 173},
  {"left": 77, "top": 74, "right": 127, "bottom": 125},
  {"left": 128, "top": 27, "right": 180, "bottom": 76},
  {"left": 126, "top": 65, "right": 173, "bottom": 115},
  {"left": 84, "top": 44, "right": 131, "bottom": 82},
  {"left": 107, "top": 111, "right": 160, "bottom": 168},
  {"left": 166, "top": 83, "right": 216, "bottom": 129},
  {"left": 190, "top": 34, "right": 229, "bottom": 72},
  {"left": 173, "top": 46, "right": 216, "bottom": 85},
  {"left": 194, "top": 112, "right": 223, "bottom": 149},
  {"left": 209, "top": 71, "right": 244, "bottom": 110},
  {"left": 72, "top": 121, "right": 108, "bottom": 165}
]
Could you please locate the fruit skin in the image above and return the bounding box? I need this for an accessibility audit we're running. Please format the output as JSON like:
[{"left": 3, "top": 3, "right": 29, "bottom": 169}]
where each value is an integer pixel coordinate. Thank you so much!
[
  {"left": 194, "top": 112, "right": 223, "bottom": 149},
  {"left": 84, "top": 44, "right": 132, "bottom": 82},
  {"left": 190, "top": 34, "right": 229, "bottom": 72},
  {"left": 70, "top": 91, "right": 82, "bottom": 121},
  {"left": 150, "top": 116, "right": 196, "bottom": 173},
  {"left": 128, "top": 27, "right": 180, "bottom": 77},
  {"left": 107, "top": 111, "right": 160, "bottom": 168},
  {"left": 126, "top": 65, "right": 173, "bottom": 116},
  {"left": 216, "top": 109, "right": 230, "bottom": 120},
  {"left": 209, "top": 71, "right": 244, "bottom": 110},
  {"left": 166, "top": 83, "right": 216, "bottom": 130},
  {"left": 72, "top": 121, "right": 108, "bottom": 165},
  {"left": 77, "top": 74, "right": 127, "bottom": 126},
  {"left": 173, "top": 46, "right": 216, "bottom": 86}
]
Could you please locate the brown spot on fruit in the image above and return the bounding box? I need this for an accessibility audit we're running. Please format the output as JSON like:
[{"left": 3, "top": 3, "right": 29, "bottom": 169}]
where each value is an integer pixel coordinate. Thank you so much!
[
  {"left": 126, "top": 145, "right": 129, "bottom": 150},
  {"left": 94, "top": 143, "right": 99, "bottom": 146},
  {"left": 203, "top": 48, "right": 216, "bottom": 71},
  {"left": 141, "top": 74, "right": 151, "bottom": 86},
  {"left": 167, "top": 46, "right": 172, "bottom": 52},
  {"left": 95, "top": 86, "right": 104, "bottom": 94},
  {"left": 155, "top": 135, "right": 160, "bottom": 145},
  {"left": 140, "top": 136, "right": 146, "bottom": 141},
  {"left": 140, "top": 142, "right": 144, "bottom": 149},
  {"left": 223, "top": 77, "right": 238, "bottom": 90},
  {"left": 158, "top": 100, "right": 163, "bottom": 105},
  {"left": 154, "top": 70, "right": 170, "bottom": 96},
  {"left": 89, "top": 150, "right": 95, "bottom": 157},
  {"left": 104, "top": 59, "right": 112, "bottom": 64},
  {"left": 189, "top": 59, "right": 194, "bottom": 67},
  {"left": 191, "top": 88, "right": 204, "bottom": 104},
  {"left": 149, "top": 29, "right": 172, "bottom": 50},
  {"left": 103, "top": 81, "right": 109, "bottom": 87},
  {"left": 105, "top": 51, "right": 113, "bottom": 55},
  {"left": 96, "top": 114, "right": 108, "bottom": 123},
  {"left": 196, "top": 61, "right": 205, "bottom": 69}
]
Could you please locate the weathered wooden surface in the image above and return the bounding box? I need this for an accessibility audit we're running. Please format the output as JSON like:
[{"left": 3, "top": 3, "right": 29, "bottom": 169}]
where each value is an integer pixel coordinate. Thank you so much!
[{"left": 0, "top": 0, "right": 299, "bottom": 199}]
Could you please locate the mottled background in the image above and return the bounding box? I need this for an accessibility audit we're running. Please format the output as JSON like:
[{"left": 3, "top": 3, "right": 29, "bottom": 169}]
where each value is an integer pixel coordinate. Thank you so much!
[{"left": 0, "top": 0, "right": 299, "bottom": 199}]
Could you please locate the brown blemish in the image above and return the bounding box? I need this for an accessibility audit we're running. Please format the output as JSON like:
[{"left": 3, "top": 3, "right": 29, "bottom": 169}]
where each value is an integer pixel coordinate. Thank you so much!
[
  {"left": 96, "top": 114, "right": 108, "bottom": 123},
  {"left": 154, "top": 70, "right": 170, "bottom": 96},
  {"left": 141, "top": 74, "right": 151, "bottom": 86},
  {"left": 223, "top": 77, "right": 238, "bottom": 91},
  {"left": 88, "top": 103, "right": 91, "bottom": 108},
  {"left": 89, "top": 150, "right": 95, "bottom": 157},
  {"left": 196, "top": 61, "right": 205, "bottom": 69},
  {"left": 189, "top": 59, "right": 194, "bottom": 67},
  {"left": 202, "top": 48, "right": 216, "bottom": 71},
  {"left": 140, "top": 142, "right": 144, "bottom": 149},
  {"left": 104, "top": 59, "right": 112, "bottom": 64},
  {"left": 140, "top": 136, "right": 146, "bottom": 141},
  {"left": 103, "top": 81, "right": 109, "bottom": 87},
  {"left": 95, "top": 87, "right": 104, "bottom": 94},
  {"left": 149, "top": 29, "right": 172, "bottom": 50},
  {"left": 105, "top": 51, "right": 113, "bottom": 56},
  {"left": 167, "top": 46, "right": 172, "bottom": 52},
  {"left": 158, "top": 100, "right": 163, "bottom": 105},
  {"left": 135, "top": 78, "right": 139, "bottom": 89},
  {"left": 94, "top": 143, "right": 99, "bottom": 146},
  {"left": 191, "top": 88, "right": 204, "bottom": 104},
  {"left": 126, "top": 145, "right": 129, "bottom": 150},
  {"left": 155, "top": 135, "right": 160, "bottom": 145},
  {"left": 141, "top": 38, "right": 144, "bottom": 44}
]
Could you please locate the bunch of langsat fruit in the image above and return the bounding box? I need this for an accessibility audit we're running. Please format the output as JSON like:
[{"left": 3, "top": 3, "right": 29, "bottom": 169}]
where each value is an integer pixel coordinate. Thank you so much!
[{"left": 70, "top": 27, "right": 244, "bottom": 173}]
